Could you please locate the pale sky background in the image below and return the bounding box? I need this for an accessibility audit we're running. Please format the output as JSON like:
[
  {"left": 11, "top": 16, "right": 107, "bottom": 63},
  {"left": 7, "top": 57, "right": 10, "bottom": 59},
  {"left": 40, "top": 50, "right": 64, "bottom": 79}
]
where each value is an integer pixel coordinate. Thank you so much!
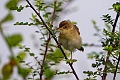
[{"left": 0, "top": 0, "right": 119, "bottom": 80}]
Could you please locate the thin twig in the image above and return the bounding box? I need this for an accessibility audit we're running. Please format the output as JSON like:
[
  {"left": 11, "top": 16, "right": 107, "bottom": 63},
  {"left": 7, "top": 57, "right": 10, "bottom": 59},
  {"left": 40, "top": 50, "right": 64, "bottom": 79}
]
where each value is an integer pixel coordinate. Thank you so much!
[
  {"left": 40, "top": 1, "right": 57, "bottom": 79},
  {"left": 102, "top": 51, "right": 110, "bottom": 80},
  {"left": 113, "top": 53, "right": 120, "bottom": 80},
  {"left": 39, "top": 34, "right": 51, "bottom": 80},
  {"left": 51, "top": 0, "right": 57, "bottom": 24},
  {"left": 112, "top": 13, "right": 119, "bottom": 32},
  {"left": 111, "top": 53, "right": 118, "bottom": 60},
  {"left": 25, "top": 0, "right": 80, "bottom": 80},
  {"left": 112, "top": 12, "right": 120, "bottom": 80},
  {"left": 102, "top": 13, "right": 119, "bottom": 80}
]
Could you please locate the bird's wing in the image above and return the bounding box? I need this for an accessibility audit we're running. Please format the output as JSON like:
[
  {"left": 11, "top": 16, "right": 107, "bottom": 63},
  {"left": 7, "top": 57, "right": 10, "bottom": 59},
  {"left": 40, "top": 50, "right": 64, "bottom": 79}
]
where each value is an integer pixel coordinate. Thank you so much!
[{"left": 74, "top": 25, "right": 80, "bottom": 35}]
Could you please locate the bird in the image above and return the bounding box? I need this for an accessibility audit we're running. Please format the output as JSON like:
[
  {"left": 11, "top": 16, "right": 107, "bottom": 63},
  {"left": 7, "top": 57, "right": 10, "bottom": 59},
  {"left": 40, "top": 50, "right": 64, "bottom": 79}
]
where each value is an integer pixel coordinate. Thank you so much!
[{"left": 57, "top": 20, "right": 84, "bottom": 61}]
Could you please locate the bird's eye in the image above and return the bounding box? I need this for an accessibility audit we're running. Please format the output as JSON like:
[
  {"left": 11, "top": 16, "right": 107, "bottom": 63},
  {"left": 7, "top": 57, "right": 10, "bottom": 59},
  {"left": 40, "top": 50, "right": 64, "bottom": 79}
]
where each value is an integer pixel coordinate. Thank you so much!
[{"left": 64, "top": 26, "right": 67, "bottom": 28}]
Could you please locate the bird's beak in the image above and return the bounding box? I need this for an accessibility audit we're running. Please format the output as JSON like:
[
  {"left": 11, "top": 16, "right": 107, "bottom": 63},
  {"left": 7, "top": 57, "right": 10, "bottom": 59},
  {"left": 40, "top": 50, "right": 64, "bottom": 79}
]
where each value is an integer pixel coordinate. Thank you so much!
[{"left": 57, "top": 27, "right": 63, "bottom": 31}]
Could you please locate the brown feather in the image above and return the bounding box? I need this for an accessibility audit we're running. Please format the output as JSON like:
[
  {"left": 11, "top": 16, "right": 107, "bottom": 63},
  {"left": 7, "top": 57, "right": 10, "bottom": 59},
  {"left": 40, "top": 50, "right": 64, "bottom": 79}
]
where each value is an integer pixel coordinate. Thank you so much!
[
  {"left": 59, "top": 20, "right": 70, "bottom": 28},
  {"left": 74, "top": 25, "right": 80, "bottom": 35}
]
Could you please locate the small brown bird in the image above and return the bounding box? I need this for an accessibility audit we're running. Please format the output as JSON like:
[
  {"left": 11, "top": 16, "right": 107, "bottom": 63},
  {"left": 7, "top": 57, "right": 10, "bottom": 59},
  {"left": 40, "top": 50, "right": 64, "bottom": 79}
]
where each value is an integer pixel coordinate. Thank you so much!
[{"left": 57, "top": 20, "right": 84, "bottom": 60}]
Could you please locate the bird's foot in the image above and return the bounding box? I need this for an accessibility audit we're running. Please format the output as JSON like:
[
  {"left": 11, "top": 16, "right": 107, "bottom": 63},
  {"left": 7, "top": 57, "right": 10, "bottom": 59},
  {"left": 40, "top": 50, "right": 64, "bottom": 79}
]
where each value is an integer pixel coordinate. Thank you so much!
[
  {"left": 70, "top": 58, "right": 73, "bottom": 64},
  {"left": 57, "top": 43, "right": 62, "bottom": 48},
  {"left": 69, "top": 56, "right": 73, "bottom": 64}
]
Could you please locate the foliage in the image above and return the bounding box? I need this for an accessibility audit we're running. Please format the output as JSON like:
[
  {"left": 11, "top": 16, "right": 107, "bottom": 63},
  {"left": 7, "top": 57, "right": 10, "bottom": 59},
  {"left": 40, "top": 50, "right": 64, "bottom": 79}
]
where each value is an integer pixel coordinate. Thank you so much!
[
  {"left": 1, "top": 0, "right": 120, "bottom": 80},
  {"left": 0, "top": 0, "right": 75, "bottom": 80},
  {"left": 84, "top": 2, "right": 120, "bottom": 80},
  {"left": 0, "top": 0, "right": 31, "bottom": 80}
]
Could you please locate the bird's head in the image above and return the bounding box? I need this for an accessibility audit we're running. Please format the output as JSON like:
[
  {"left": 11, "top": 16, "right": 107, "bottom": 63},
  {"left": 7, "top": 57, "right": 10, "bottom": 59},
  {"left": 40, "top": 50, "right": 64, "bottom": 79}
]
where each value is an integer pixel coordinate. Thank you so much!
[{"left": 57, "top": 20, "right": 73, "bottom": 34}]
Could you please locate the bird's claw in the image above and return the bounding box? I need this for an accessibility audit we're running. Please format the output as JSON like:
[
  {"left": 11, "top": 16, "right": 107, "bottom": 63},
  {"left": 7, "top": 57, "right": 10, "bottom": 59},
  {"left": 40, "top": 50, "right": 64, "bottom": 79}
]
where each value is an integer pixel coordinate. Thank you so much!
[{"left": 57, "top": 43, "right": 62, "bottom": 48}]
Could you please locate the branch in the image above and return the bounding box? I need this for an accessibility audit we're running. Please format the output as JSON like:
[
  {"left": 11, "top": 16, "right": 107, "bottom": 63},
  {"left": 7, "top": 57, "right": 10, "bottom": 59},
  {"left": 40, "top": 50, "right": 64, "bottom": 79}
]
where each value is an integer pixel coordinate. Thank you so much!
[
  {"left": 111, "top": 53, "right": 118, "bottom": 60},
  {"left": 113, "top": 53, "right": 120, "bottom": 80},
  {"left": 102, "top": 51, "right": 110, "bottom": 80},
  {"left": 51, "top": 0, "right": 57, "bottom": 24},
  {"left": 25, "top": 0, "right": 80, "bottom": 80},
  {"left": 40, "top": 1, "right": 57, "bottom": 79},
  {"left": 39, "top": 34, "right": 51, "bottom": 80},
  {"left": 102, "top": 13, "right": 119, "bottom": 80},
  {"left": 112, "top": 13, "right": 119, "bottom": 32}
]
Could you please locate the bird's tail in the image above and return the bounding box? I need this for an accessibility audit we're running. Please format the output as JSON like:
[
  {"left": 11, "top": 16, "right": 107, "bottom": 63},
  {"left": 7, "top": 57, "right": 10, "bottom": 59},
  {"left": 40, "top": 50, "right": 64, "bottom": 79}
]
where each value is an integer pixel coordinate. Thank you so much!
[{"left": 78, "top": 47, "right": 84, "bottom": 52}]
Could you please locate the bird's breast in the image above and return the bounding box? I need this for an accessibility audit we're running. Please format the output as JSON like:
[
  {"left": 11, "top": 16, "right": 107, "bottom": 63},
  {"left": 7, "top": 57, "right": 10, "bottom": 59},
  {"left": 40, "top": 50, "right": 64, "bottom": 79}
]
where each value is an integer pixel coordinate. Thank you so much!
[{"left": 58, "top": 35, "right": 82, "bottom": 52}]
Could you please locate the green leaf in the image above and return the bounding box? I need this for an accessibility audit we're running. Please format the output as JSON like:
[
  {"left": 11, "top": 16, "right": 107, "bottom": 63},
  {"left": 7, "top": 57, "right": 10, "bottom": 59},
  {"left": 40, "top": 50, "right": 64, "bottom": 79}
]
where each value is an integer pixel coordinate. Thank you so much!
[
  {"left": 108, "top": 8, "right": 113, "bottom": 10},
  {"left": 18, "top": 67, "right": 31, "bottom": 79},
  {"left": 19, "top": 61, "right": 25, "bottom": 63},
  {"left": 102, "top": 14, "right": 113, "bottom": 25},
  {"left": 14, "top": 22, "right": 29, "bottom": 25},
  {"left": 5, "top": 0, "right": 20, "bottom": 9},
  {"left": 114, "top": 51, "right": 119, "bottom": 56},
  {"left": 32, "top": 13, "right": 37, "bottom": 19},
  {"left": 24, "top": 47, "right": 30, "bottom": 52},
  {"left": 2, "top": 63, "right": 13, "bottom": 79},
  {"left": 10, "top": 5, "right": 24, "bottom": 12},
  {"left": 56, "top": 70, "right": 72, "bottom": 75},
  {"left": 1, "top": 13, "right": 13, "bottom": 23},
  {"left": 92, "top": 20, "right": 100, "bottom": 32},
  {"left": 105, "top": 23, "right": 111, "bottom": 31},
  {"left": 88, "top": 52, "right": 99, "bottom": 59},
  {"left": 103, "top": 45, "right": 113, "bottom": 51},
  {"left": 17, "top": 5, "right": 24, "bottom": 12},
  {"left": 45, "top": 68, "right": 54, "bottom": 79},
  {"left": 92, "top": 63, "right": 96, "bottom": 68},
  {"left": 43, "top": 13, "right": 48, "bottom": 18},
  {"left": 91, "top": 20, "right": 96, "bottom": 25},
  {"left": 17, "top": 52, "right": 26, "bottom": 62},
  {"left": 103, "top": 46, "right": 109, "bottom": 51},
  {"left": 113, "top": 2, "right": 120, "bottom": 12},
  {"left": 66, "top": 59, "right": 71, "bottom": 64},
  {"left": 71, "top": 21, "right": 77, "bottom": 25},
  {"left": 17, "top": 43, "right": 23, "bottom": 49},
  {"left": 6, "top": 34, "right": 22, "bottom": 47},
  {"left": 48, "top": 49, "right": 65, "bottom": 63},
  {"left": 44, "top": 63, "right": 54, "bottom": 79},
  {"left": 83, "top": 71, "right": 93, "bottom": 76},
  {"left": 109, "top": 45, "right": 113, "bottom": 51},
  {"left": 29, "top": 53, "right": 35, "bottom": 56}
]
